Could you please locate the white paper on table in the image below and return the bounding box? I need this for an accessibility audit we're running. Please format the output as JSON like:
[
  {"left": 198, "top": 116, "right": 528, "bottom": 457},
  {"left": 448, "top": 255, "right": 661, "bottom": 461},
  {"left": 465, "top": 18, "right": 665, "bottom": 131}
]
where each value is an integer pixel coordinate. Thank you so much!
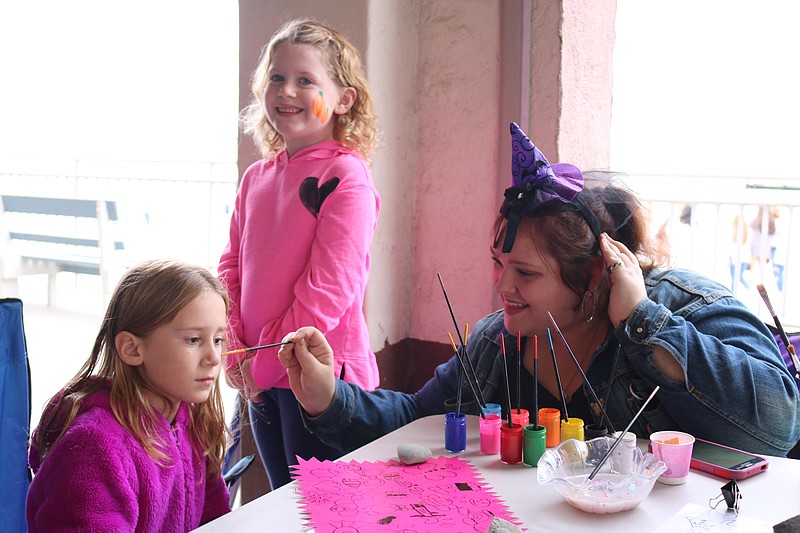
[{"left": 650, "top": 503, "right": 773, "bottom": 532}]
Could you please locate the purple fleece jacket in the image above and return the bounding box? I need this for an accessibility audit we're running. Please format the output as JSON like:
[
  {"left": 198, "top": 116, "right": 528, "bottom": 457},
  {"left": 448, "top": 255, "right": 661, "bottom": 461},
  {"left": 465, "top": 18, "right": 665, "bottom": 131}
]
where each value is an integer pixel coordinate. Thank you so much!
[{"left": 26, "top": 385, "right": 230, "bottom": 532}]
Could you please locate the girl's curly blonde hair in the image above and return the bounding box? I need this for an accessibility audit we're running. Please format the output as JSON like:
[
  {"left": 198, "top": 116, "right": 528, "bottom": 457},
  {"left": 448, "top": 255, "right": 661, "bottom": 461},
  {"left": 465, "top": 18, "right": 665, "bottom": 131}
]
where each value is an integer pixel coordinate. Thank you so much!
[{"left": 241, "top": 18, "right": 380, "bottom": 163}]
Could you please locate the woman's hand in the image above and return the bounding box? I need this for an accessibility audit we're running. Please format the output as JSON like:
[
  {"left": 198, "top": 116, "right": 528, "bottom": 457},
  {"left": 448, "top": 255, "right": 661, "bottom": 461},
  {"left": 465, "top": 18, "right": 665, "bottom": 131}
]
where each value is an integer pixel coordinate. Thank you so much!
[
  {"left": 278, "top": 327, "right": 336, "bottom": 417},
  {"left": 600, "top": 233, "right": 648, "bottom": 327}
]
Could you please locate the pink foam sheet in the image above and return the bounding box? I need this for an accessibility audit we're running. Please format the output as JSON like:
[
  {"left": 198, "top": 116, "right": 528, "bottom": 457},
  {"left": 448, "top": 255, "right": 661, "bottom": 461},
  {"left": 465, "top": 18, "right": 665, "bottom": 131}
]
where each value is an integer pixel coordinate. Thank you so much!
[{"left": 293, "top": 456, "right": 523, "bottom": 532}]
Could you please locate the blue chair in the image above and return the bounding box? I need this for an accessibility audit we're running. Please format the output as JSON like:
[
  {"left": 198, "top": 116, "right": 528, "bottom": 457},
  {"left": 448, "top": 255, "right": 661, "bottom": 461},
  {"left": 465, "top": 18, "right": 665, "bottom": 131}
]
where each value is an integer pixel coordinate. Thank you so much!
[
  {"left": 223, "top": 454, "right": 255, "bottom": 489},
  {"left": 222, "top": 398, "right": 257, "bottom": 506},
  {"left": 1, "top": 298, "right": 32, "bottom": 532}
]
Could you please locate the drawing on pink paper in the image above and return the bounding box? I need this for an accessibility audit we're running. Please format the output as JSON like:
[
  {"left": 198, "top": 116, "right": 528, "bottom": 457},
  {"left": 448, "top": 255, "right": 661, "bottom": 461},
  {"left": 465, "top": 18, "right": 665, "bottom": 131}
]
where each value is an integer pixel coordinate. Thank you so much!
[{"left": 293, "top": 456, "right": 524, "bottom": 532}]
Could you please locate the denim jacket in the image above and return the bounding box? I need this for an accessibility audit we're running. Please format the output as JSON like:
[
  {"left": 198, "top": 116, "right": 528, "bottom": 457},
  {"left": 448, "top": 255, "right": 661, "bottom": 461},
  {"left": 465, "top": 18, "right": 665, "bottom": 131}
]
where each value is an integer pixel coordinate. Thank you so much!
[{"left": 303, "top": 268, "right": 800, "bottom": 456}]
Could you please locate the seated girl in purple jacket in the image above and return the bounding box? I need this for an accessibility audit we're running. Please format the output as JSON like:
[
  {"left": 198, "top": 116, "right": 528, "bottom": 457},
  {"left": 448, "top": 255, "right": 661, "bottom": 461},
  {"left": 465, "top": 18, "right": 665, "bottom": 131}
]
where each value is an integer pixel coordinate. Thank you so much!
[{"left": 27, "top": 260, "right": 231, "bottom": 532}]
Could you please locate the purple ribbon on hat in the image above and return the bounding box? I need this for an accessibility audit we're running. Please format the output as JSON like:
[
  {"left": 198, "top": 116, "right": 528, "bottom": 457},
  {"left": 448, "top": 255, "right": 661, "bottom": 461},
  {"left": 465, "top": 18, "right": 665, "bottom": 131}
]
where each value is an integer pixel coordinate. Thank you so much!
[{"left": 499, "top": 122, "right": 587, "bottom": 252}]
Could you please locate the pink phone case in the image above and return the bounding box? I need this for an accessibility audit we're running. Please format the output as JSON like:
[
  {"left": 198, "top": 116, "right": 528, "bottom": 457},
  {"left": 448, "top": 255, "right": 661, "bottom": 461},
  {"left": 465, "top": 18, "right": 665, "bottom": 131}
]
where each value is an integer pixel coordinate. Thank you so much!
[{"left": 689, "top": 438, "right": 769, "bottom": 480}]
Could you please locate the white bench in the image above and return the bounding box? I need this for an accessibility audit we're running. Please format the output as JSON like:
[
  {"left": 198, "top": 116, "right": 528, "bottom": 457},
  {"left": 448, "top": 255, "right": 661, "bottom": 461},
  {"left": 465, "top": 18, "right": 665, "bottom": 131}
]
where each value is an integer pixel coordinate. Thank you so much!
[{"left": 0, "top": 195, "right": 125, "bottom": 305}]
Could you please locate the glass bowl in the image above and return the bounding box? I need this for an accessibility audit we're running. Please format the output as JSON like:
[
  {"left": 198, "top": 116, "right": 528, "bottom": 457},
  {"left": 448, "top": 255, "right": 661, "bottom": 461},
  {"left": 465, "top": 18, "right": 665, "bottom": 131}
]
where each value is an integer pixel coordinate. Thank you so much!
[{"left": 537, "top": 436, "right": 667, "bottom": 514}]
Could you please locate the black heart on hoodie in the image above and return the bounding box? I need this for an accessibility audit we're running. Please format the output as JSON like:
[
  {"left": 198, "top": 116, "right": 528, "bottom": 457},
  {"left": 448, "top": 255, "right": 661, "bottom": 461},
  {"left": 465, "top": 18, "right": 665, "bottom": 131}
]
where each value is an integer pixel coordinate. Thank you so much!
[{"left": 299, "top": 176, "right": 340, "bottom": 218}]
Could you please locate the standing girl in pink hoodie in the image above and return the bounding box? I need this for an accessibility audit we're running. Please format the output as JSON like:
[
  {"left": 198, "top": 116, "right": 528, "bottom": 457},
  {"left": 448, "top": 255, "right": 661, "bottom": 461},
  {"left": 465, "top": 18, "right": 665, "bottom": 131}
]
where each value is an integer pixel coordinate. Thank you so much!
[{"left": 217, "top": 18, "right": 381, "bottom": 489}]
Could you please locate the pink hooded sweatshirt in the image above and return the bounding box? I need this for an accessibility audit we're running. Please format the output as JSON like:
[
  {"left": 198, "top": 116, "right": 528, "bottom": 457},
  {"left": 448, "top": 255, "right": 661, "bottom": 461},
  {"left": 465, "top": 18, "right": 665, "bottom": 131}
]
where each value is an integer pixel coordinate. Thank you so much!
[{"left": 218, "top": 141, "right": 380, "bottom": 391}]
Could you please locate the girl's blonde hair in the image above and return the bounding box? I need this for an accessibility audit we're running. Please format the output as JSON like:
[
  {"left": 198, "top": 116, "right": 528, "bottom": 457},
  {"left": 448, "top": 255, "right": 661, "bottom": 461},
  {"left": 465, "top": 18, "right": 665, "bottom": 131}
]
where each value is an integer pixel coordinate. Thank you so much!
[
  {"left": 35, "top": 260, "right": 229, "bottom": 479},
  {"left": 241, "top": 18, "right": 380, "bottom": 162}
]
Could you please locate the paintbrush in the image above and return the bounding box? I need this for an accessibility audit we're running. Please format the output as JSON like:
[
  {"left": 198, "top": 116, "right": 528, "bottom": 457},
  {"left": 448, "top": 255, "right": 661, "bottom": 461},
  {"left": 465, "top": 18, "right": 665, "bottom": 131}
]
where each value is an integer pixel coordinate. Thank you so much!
[
  {"left": 588, "top": 386, "right": 660, "bottom": 480},
  {"left": 459, "top": 324, "right": 469, "bottom": 415},
  {"left": 222, "top": 341, "right": 292, "bottom": 357},
  {"left": 757, "top": 283, "right": 800, "bottom": 379},
  {"left": 533, "top": 334, "right": 538, "bottom": 429},
  {"left": 500, "top": 334, "right": 513, "bottom": 428},
  {"left": 547, "top": 311, "right": 616, "bottom": 433},
  {"left": 437, "top": 272, "right": 488, "bottom": 410},
  {"left": 601, "top": 344, "right": 622, "bottom": 424},
  {"left": 448, "top": 326, "right": 469, "bottom": 418},
  {"left": 516, "top": 331, "right": 522, "bottom": 416},
  {"left": 448, "top": 332, "right": 486, "bottom": 419},
  {"left": 546, "top": 327, "right": 569, "bottom": 422}
]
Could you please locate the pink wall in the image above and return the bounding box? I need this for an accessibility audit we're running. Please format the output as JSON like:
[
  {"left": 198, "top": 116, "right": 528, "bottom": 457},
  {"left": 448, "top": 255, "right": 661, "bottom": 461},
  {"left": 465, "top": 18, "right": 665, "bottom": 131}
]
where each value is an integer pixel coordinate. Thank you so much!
[
  {"left": 559, "top": 0, "right": 617, "bottom": 168},
  {"left": 409, "top": 1, "right": 502, "bottom": 343}
]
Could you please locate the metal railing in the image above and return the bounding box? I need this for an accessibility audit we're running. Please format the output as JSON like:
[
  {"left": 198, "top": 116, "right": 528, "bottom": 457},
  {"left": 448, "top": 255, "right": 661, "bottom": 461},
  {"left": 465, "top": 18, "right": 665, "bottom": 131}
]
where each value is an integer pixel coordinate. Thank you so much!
[
  {"left": 3, "top": 170, "right": 800, "bottom": 327},
  {"left": 1, "top": 171, "right": 238, "bottom": 272},
  {"left": 623, "top": 174, "right": 800, "bottom": 328}
]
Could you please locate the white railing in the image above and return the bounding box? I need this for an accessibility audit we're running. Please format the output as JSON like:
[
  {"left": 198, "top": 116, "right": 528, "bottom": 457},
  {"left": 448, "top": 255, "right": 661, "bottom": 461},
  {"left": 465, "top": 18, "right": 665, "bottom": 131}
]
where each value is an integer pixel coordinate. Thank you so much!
[
  {"left": 622, "top": 174, "right": 800, "bottom": 328},
  {"left": 4, "top": 170, "right": 800, "bottom": 328},
  {"left": 1, "top": 171, "right": 238, "bottom": 272}
]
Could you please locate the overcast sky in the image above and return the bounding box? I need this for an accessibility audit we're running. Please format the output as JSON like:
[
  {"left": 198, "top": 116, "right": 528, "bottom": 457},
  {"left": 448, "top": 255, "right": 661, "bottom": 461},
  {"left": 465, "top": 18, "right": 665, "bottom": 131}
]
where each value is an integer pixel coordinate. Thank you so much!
[
  {"left": 0, "top": 0, "right": 239, "bottom": 165},
  {"left": 2, "top": 1, "right": 798, "bottom": 181},
  {"left": 612, "top": 0, "right": 800, "bottom": 179}
]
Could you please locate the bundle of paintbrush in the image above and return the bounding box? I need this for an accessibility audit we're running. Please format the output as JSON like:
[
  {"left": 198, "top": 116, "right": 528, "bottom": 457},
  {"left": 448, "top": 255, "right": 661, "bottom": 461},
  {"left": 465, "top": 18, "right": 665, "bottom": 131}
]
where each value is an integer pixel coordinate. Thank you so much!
[{"left": 438, "top": 272, "right": 488, "bottom": 417}]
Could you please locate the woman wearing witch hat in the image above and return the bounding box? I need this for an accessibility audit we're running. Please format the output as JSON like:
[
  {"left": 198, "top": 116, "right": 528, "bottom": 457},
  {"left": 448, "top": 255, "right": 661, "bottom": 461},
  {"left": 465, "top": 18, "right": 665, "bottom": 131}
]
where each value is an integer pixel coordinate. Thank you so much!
[{"left": 277, "top": 123, "right": 800, "bottom": 457}]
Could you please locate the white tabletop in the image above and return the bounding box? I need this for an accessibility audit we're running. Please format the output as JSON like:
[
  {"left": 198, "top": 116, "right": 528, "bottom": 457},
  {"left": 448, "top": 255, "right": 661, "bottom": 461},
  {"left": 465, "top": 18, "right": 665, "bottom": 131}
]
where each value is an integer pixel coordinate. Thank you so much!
[{"left": 195, "top": 415, "right": 800, "bottom": 532}]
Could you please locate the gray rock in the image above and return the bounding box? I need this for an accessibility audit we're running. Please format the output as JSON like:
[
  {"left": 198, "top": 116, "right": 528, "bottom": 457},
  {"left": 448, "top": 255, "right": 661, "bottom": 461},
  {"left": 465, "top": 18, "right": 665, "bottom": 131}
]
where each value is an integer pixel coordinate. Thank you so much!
[
  {"left": 485, "top": 517, "right": 523, "bottom": 533},
  {"left": 396, "top": 443, "right": 432, "bottom": 465}
]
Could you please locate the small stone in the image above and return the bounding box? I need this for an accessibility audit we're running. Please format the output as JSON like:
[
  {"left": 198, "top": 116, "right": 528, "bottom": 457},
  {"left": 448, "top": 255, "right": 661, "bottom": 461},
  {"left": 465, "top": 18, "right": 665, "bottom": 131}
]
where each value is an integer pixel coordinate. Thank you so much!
[
  {"left": 396, "top": 443, "right": 432, "bottom": 465},
  {"left": 484, "top": 517, "right": 523, "bottom": 533}
]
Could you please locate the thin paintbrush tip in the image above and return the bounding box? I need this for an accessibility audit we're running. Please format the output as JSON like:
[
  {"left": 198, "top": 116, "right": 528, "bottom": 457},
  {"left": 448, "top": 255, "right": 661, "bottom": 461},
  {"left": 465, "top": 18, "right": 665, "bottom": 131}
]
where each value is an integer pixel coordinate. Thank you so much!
[
  {"left": 756, "top": 283, "right": 777, "bottom": 316},
  {"left": 447, "top": 332, "right": 458, "bottom": 352},
  {"left": 221, "top": 340, "right": 291, "bottom": 357}
]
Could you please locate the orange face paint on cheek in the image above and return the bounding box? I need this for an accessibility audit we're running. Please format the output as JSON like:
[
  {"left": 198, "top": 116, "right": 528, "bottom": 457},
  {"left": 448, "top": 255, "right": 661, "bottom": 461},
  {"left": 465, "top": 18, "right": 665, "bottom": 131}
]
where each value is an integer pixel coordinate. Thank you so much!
[{"left": 312, "top": 90, "right": 328, "bottom": 123}]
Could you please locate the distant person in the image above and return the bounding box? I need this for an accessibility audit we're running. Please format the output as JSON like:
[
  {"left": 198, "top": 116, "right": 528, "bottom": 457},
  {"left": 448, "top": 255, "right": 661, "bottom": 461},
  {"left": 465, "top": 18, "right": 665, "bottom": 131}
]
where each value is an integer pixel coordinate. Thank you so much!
[
  {"left": 749, "top": 206, "right": 780, "bottom": 285},
  {"left": 729, "top": 211, "right": 750, "bottom": 290},
  {"left": 217, "top": 18, "right": 381, "bottom": 489},
  {"left": 27, "top": 260, "right": 231, "bottom": 531},
  {"left": 655, "top": 203, "right": 694, "bottom": 268},
  {"left": 277, "top": 123, "right": 800, "bottom": 458}
]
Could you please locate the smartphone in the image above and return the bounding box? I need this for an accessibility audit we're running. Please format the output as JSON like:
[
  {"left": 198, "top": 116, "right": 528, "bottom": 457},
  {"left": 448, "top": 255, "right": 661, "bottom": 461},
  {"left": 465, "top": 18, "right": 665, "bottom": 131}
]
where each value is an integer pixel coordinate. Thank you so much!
[{"left": 690, "top": 438, "right": 769, "bottom": 480}]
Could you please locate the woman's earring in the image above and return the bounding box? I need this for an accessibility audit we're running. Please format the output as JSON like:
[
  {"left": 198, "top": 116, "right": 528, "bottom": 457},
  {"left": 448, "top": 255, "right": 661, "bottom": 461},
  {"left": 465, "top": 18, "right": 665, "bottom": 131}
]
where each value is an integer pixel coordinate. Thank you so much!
[{"left": 581, "top": 291, "right": 596, "bottom": 323}]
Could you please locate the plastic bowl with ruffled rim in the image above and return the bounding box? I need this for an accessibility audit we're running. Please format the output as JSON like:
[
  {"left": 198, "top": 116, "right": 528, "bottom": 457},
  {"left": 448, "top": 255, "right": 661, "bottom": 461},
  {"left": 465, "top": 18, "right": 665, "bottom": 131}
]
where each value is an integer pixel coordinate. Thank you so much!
[{"left": 537, "top": 436, "right": 667, "bottom": 514}]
